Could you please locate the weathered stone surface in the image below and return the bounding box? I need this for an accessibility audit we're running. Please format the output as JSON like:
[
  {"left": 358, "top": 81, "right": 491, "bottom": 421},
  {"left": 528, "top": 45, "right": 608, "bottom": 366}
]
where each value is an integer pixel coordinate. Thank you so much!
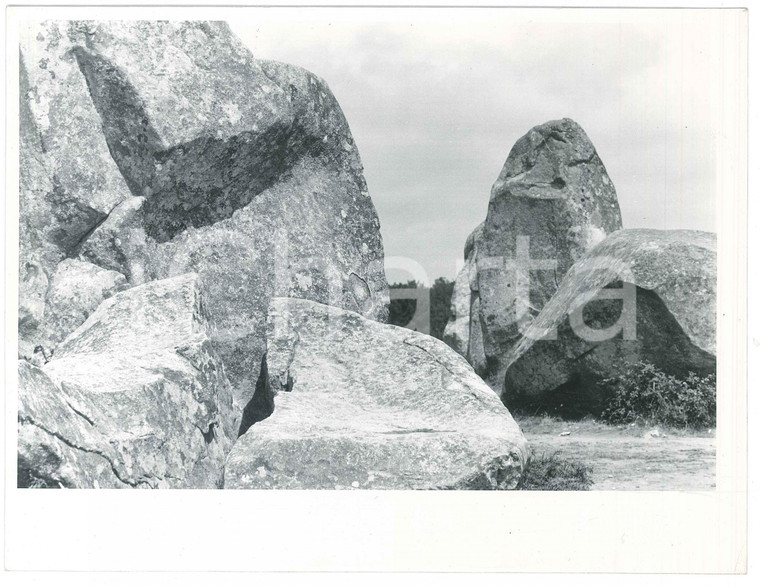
[
  {"left": 36, "top": 259, "right": 128, "bottom": 358},
  {"left": 19, "top": 274, "right": 235, "bottom": 488},
  {"left": 475, "top": 118, "right": 623, "bottom": 389},
  {"left": 468, "top": 297, "right": 487, "bottom": 376},
  {"left": 465, "top": 224, "right": 488, "bottom": 374},
  {"left": 18, "top": 361, "right": 133, "bottom": 488},
  {"left": 49, "top": 21, "right": 389, "bottom": 412},
  {"left": 19, "top": 22, "right": 134, "bottom": 359},
  {"left": 19, "top": 21, "right": 391, "bottom": 485},
  {"left": 443, "top": 223, "right": 483, "bottom": 356},
  {"left": 56, "top": 21, "right": 375, "bottom": 241},
  {"left": 443, "top": 263, "right": 471, "bottom": 355},
  {"left": 225, "top": 298, "right": 528, "bottom": 490},
  {"left": 19, "top": 57, "right": 57, "bottom": 344},
  {"left": 19, "top": 22, "right": 133, "bottom": 216},
  {"left": 148, "top": 154, "right": 388, "bottom": 413},
  {"left": 502, "top": 229, "right": 716, "bottom": 416},
  {"left": 68, "top": 21, "right": 287, "bottom": 222},
  {"left": 77, "top": 196, "right": 148, "bottom": 282}
]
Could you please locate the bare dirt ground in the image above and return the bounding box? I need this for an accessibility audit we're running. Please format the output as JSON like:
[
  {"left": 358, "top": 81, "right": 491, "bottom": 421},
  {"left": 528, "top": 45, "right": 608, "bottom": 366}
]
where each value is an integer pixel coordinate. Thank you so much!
[{"left": 515, "top": 415, "right": 716, "bottom": 491}]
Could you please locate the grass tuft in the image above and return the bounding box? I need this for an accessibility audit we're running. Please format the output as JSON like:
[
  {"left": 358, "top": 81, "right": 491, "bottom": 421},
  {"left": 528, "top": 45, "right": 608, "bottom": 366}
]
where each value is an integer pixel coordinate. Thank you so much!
[{"left": 517, "top": 451, "right": 593, "bottom": 491}]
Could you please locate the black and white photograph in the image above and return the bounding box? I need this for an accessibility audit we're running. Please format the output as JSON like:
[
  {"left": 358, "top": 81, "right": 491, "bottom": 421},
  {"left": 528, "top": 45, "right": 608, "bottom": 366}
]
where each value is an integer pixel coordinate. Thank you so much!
[{"left": 4, "top": 2, "right": 749, "bottom": 574}]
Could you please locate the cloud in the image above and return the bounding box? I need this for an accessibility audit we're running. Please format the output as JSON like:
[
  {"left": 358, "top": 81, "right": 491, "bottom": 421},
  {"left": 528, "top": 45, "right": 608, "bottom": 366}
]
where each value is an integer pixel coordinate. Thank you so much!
[{"left": 230, "top": 10, "right": 719, "bottom": 281}]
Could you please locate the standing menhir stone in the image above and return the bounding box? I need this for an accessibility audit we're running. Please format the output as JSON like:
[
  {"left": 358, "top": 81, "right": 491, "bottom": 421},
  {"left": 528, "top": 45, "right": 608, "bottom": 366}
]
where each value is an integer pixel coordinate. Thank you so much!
[
  {"left": 502, "top": 229, "right": 717, "bottom": 416},
  {"left": 474, "top": 118, "right": 622, "bottom": 390}
]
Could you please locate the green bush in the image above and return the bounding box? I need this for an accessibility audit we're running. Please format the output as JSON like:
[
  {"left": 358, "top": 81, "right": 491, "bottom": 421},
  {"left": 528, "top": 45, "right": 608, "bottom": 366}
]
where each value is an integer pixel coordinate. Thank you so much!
[
  {"left": 517, "top": 452, "right": 593, "bottom": 490},
  {"left": 599, "top": 362, "right": 716, "bottom": 429}
]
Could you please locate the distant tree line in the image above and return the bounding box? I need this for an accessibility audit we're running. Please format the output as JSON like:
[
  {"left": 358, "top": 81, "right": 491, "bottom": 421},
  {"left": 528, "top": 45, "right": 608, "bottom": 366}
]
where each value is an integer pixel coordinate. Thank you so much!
[{"left": 388, "top": 278, "right": 454, "bottom": 340}]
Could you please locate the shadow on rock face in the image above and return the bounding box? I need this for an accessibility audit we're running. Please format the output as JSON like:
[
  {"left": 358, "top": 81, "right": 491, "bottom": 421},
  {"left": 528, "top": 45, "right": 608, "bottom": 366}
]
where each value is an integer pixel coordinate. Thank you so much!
[
  {"left": 237, "top": 354, "right": 276, "bottom": 438},
  {"left": 503, "top": 285, "right": 716, "bottom": 419},
  {"left": 71, "top": 46, "right": 165, "bottom": 196},
  {"left": 72, "top": 45, "right": 330, "bottom": 243}
]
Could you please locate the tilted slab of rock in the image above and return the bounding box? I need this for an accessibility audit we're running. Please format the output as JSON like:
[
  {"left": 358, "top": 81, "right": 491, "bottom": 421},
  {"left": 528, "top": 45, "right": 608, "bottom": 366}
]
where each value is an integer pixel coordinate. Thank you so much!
[
  {"left": 19, "top": 44, "right": 126, "bottom": 359},
  {"left": 66, "top": 21, "right": 294, "bottom": 227},
  {"left": 501, "top": 229, "right": 716, "bottom": 416},
  {"left": 474, "top": 118, "right": 623, "bottom": 391},
  {"left": 45, "top": 21, "right": 390, "bottom": 415},
  {"left": 18, "top": 273, "right": 235, "bottom": 488},
  {"left": 18, "top": 361, "right": 128, "bottom": 488},
  {"left": 30, "top": 259, "right": 128, "bottom": 362},
  {"left": 19, "top": 61, "right": 56, "bottom": 346},
  {"left": 52, "top": 21, "right": 376, "bottom": 242},
  {"left": 225, "top": 298, "right": 528, "bottom": 490}
]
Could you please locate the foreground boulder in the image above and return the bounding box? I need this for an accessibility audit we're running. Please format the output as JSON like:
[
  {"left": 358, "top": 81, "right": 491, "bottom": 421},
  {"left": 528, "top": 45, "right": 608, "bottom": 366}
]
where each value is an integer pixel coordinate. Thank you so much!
[
  {"left": 18, "top": 273, "right": 235, "bottom": 488},
  {"left": 20, "top": 21, "right": 390, "bottom": 415},
  {"left": 225, "top": 298, "right": 528, "bottom": 490},
  {"left": 502, "top": 229, "right": 716, "bottom": 416},
  {"left": 474, "top": 118, "right": 623, "bottom": 390}
]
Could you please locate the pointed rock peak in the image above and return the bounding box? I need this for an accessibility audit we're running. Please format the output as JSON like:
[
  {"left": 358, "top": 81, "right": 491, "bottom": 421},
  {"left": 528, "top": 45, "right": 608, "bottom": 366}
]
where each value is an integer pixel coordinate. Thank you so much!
[{"left": 492, "top": 117, "right": 607, "bottom": 202}]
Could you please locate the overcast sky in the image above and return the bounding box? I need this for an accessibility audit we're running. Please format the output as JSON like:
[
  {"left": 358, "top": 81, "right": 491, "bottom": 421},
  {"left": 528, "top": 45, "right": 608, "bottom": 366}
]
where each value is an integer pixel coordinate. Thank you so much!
[{"left": 231, "top": 8, "right": 722, "bottom": 282}]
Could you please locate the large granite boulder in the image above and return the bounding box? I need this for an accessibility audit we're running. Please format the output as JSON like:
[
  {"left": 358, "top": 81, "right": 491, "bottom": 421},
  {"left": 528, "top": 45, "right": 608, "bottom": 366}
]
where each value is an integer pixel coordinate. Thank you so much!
[
  {"left": 502, "top": 229, "right": 717, "bottom": 416},
  {"left": 19, "top": 21, "right": 390, "bottom": 417},
  {"left": 474, "top": 118, "right": 623, "bottom": 390},
  {"left": 18, "top": 274, "right": 235, "bottom": 488},
  {"left": 225, "top": 298, "right": 528, "bottom": 490}
]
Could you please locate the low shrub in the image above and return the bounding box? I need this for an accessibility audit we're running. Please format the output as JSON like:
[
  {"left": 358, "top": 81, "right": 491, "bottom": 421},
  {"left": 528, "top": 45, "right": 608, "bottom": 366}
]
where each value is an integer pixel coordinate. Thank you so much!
[
  {"left": 599, "top": 361, "right": 716, "bottom": 429},
  {"left": 517, "top": 452, "right": 593, "bottom": 490}
]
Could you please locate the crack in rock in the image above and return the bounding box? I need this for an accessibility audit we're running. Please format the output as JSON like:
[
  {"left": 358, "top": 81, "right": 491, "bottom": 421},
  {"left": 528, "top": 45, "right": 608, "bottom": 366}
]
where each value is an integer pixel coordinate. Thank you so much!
[{"left": 19, "top": 414, "right": 151, "bottom": 488}]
